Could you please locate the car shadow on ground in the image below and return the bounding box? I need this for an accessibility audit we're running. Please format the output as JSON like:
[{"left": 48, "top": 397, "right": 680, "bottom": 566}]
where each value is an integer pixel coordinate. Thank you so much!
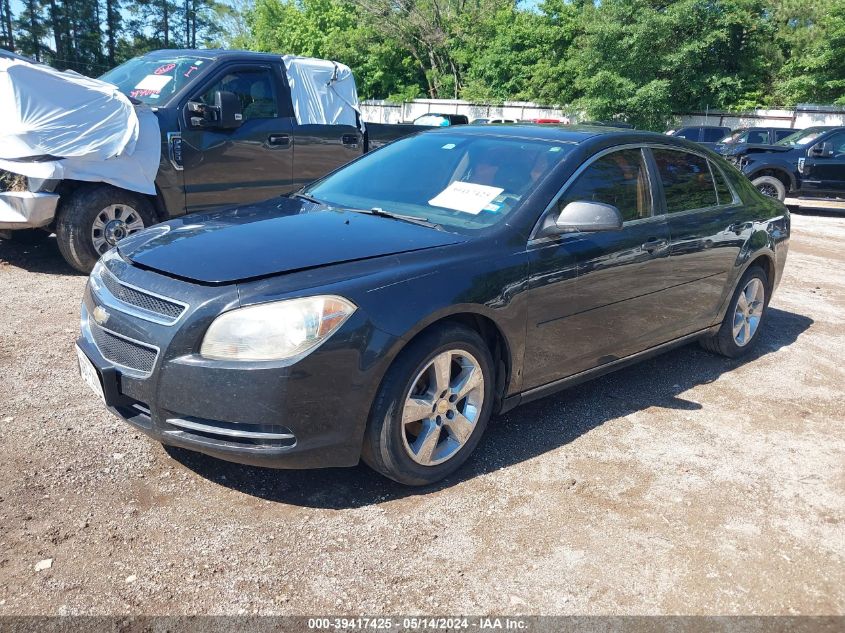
[
  {"left": 0, "top": 234, "right": 85, "bottom": 276},
  {"left": 166, "top": 306, "right": 813, "bottom": 509}
]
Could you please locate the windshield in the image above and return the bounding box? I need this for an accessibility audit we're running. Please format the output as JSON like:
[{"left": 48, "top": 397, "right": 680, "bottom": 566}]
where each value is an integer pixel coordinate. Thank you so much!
[
  {"left": 720, "top": 129, "right": 748, "bottom": 144},
  {"left": 414, "top": 114, "right": 452, "bottom": 127},
  {"left": 100, "top": 55, "right": 213, "bottom": 104},
  {"left": 304, "top": 133, "right": 574, "bottom": 232},
  {"left": 776, "top": 128, "right": 828, "bottom": 148}
]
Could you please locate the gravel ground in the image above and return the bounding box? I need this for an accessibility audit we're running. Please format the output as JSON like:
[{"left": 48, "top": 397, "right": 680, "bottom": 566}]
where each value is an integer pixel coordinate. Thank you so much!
[{"left": 0, "top": 212, "right": 843, "bottom": 616}]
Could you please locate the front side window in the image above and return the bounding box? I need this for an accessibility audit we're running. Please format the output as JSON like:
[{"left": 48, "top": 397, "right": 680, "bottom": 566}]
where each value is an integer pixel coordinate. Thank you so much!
[
  {"left": 653, "top": 149, "right": 718, "bottom": 213},
  {"left": 558, "top": 148, "right": 652, "bottom": 222},
  {"left": 746, "top": 130, "right": 769, "bottom": 144},
  {"left": 200, "top": 69, "right": 278, "bottom": 121},
  {"left": 674, "top": 128, "right": 699, "bottom": 141},
  {"left": 823, "top": 131, "right": 845, "bottom": 155}
]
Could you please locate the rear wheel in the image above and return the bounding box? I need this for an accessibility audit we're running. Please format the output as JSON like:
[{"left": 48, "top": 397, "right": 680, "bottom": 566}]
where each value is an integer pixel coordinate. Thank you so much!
[
  {"left": 56, "top": 184, "right": 155, "bottom": 273},
  {"left": 362, "top": 324, "right": 495, "bottom": 486},
  {"left": 751, "top": 175, "right": 786, "bottom": 201},
  {"left": 700, "top": 266, "right": 769, "bottom": 358}
]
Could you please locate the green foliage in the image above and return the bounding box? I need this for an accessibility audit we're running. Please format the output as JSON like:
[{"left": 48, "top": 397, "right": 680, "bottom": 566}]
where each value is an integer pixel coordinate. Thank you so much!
[{"left": 2, "top": 0, "right": 844, "bottom": 126}]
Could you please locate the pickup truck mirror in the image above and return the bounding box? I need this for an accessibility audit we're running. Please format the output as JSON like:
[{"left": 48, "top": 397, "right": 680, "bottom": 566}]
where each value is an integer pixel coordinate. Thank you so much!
[
  {"left": 213, "top": 90, "right": 243, "bottom": 129},
  {"left": 809, "top": 141, "right": 833, "bottom": 158},
  {"left": 186, "top": 91, "right": 243, "bottom": 130},
  {"left": 544, "top": 200, "right": 623, "bottom": 235}
]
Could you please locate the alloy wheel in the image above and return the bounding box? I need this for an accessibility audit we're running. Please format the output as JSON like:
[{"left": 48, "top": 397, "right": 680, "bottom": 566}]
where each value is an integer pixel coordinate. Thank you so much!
[
  {"left": 757, "top": 183, "right": 779, "bottom": 199},
  {"left": 400, "top": 349, "right": 485, "bottom": 466},
  {"left": 733, "top": 278, "right": 765, "bottom": 346},
  {"left": 91, "top": 204, "right": 146, "bottom": 254}
]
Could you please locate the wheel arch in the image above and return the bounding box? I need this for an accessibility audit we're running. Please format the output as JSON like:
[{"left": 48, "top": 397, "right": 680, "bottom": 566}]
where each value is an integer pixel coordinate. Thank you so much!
[
  {"left": 747, "top": 166, "right": 795, "bottom": 192},
  {"left": 382, "top": 307, "right": 516, "bottom": 415},
  {"left": 55, "top": 180, "right": 161, "bottom": 221}
]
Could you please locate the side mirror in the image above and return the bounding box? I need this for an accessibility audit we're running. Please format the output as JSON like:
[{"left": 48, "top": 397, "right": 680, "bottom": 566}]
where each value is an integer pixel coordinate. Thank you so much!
[
  {"left": 809, "top": 141, "right": 833, "bottom": 158},
  {"left": 212, "top": 90, "right": 243, "bottom": 129},
  {"left": 547, "top": 201, "right": 623, "bottom": 234},
  {"left": 186, "top": 91, "right": 243, "bottom": 129}
]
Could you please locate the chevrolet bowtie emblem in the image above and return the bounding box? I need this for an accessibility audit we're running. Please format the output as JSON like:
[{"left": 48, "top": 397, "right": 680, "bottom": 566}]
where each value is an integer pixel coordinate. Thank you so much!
[{"left": 92, "top": 305, "right": 110, "bottom": 326}]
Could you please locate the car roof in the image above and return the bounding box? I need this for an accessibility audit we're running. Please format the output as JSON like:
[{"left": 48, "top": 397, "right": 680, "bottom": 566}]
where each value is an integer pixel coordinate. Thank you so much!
[
  {"left": 140, "top": 49, "right": 285, "bottom": 63},
  {"left": 424, "top": 123, "right": 679, "bottom": 146}
]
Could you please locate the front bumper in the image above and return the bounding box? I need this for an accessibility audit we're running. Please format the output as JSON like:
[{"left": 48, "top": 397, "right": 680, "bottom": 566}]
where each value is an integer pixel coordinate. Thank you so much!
[
  {"left": 0, "top": 191, "right": 59, "bottom": 230},
  {"left": 75, "top": 253, "right": 399, "bottom": 469}
]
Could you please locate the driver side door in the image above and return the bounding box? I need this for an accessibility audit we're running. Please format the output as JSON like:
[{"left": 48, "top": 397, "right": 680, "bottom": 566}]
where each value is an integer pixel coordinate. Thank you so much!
[
  {"left": 800, "top": 130, "right": 845, "bottom": 197},
  {"left": 523, "top": 146, "right": 673, "bottom": 389},
  {"left": 180, "top": 64, "right": 295, "bottom": 214}
]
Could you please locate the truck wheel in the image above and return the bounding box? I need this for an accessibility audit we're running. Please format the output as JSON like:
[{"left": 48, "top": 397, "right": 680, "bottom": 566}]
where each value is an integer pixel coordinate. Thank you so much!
[
  {"left": 56, "top": 185, "right": 155, "bottom": 273},
  {"left": 751, "top": 176, "right": 786, "bottom": 201},
  {"left": 362, "top": 324, "right": 495, "bottom": 486}
]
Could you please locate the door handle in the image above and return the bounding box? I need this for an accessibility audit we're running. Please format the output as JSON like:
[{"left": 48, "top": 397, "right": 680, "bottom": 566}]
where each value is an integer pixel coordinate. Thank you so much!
[
  {"left": 268, "top": 134, "right": 290, "bottom": 147},
  {"left": 341, "top": 134, "right": 360, "bottom": 149},
  {"left": 642, "top": 238, "right": 668, "bottom": 253}
]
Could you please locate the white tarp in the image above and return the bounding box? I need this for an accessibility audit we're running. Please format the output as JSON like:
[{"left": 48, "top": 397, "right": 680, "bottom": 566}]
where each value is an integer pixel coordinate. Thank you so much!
[
  {"left": 0, "top": 58, "right": 161, "bottom": 195},
  {"left": 282, "top": 55, "right": 362, "bottom": 131}
]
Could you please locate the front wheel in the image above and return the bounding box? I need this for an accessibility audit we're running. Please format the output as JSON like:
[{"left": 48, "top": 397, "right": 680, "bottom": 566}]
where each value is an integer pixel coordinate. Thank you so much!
[
  {"left": 751, "top": 175, "right": 786, "bottom": 201},
  {"left": 700, "top": 266, "right": 769, "bottom": 358},
  {"left": 362, "top": 324, "right": 495, "bottom": 486},
  {"left": 56, "top": 184, "right": 156, "bottom": 273}
]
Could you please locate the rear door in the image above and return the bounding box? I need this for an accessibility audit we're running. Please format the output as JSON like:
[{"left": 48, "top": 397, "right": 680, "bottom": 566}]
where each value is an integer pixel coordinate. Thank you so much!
[
  {"left": 523, "top": 146, "right": 674, "bottom": 388},
  {"left": 651, "top": 147, "right": 745, "bottom": 335},
  {"left": 180, "top": 63, "right": 295, "bottom": 213},
  {"left": 287, "top": 62, "right": 364, "bottom": 189},
  {"left": 800, "top": 130, "right": 845, "bottom": 197}
]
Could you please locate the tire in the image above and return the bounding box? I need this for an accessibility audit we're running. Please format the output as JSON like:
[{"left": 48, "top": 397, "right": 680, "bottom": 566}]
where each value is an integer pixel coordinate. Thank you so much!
[
  {"left": 700, "top": 266, "right": 769, "bottom": 358},
  {"left": 751, "top": 175, "right": 786, "bottom": 201},
  {"left": 362, "top": 324, "right": 495, "bottom": 486},
  {"left": 55, "top": 184, "right": 156, "bottom": 273}
]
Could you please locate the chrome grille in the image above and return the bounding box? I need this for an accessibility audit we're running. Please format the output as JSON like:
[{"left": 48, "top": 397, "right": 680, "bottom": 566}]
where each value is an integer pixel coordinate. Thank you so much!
[
  {"left": 100, "top": 267, "right": 185, "bottom": 322},
  {"left": 89, "top": 318, "right": 158, "bottom": 374}
]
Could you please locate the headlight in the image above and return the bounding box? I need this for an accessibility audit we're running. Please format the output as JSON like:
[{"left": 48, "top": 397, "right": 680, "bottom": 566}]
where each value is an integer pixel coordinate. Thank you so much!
[{"left": 200, "top": 295, "right": 356, "bottom": 362}]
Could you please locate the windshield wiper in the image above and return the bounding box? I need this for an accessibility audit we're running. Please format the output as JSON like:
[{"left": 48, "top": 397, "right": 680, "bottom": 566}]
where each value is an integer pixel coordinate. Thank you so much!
[
  {"left": 291, "top": 192, "right": 325, "bottom": 205},
  {"left": 354, "top": 207, "right": 441, "bottom": 230}
]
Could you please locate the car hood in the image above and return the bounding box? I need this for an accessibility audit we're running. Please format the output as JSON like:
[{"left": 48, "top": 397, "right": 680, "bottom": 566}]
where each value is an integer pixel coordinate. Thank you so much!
[
  {"left": 118, "top": 196, "right": 466, "bottom": 284},
  {"left": 723, "top": 143, "right": 793, "bottom": 157}
]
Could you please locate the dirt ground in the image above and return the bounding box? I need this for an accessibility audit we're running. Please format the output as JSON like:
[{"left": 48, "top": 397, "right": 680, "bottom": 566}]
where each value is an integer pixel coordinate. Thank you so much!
[{"left": 0, "top": 212, "right": 842, "bottom": 616}]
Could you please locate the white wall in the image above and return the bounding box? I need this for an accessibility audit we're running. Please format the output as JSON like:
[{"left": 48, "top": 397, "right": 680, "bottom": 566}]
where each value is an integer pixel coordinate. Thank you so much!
[
  {"left": 360, "top": 99, "right": 570, "bottom": 124},
  {"left": 360, "top": 99, "right": 845, "bottom": 129}
]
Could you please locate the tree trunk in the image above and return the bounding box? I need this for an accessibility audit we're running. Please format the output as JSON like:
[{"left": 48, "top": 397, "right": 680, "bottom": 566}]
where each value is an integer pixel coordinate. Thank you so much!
[
  {"left": 27, "top": 0, "right": 40, "bottom": 60},
  {"left": 2, "top": 0, "right": 14, "bottom": 51},
  {"left": 105, "top": 0, "right": 116, "bottom": 66},
  {"left": 163, "top": 0, "right": 169, "bottom": 47}
]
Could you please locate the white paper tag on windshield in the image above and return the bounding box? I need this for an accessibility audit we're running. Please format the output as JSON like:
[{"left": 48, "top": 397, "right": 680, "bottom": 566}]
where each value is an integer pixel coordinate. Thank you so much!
[
  {"left": 428, "top": 181, "right": 505, "bottom": 215},
  {"left": 134, "top": 74, "right": 173, "bottom": 91}
]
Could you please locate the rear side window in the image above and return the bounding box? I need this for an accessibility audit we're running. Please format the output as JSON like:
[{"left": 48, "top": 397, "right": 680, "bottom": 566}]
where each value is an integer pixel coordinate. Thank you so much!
[
  {"left": 559, "top": 148, "right": 652, "bottom": 222},
  {"left": 652, "top": 149, "right": 718, "bottom": 213},
  {"left": 774, "top": 130, "right": 794, "bottom": 142},
  {"left": 674, "top": 128, "right": 699, "bottom": 141},
  {"left": 711, "top": 163, "right": 734, "bottom": 205},
  {"left": 701, "top": 128, "right": 727, "bottom": 142}
]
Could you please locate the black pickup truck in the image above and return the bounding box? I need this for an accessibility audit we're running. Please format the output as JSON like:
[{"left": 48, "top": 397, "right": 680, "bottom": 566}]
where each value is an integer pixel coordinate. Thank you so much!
[
  {"left": 1, "top": 50, "right": 416, "bottom": 272},
  {"left": 723, "top": 126, "right": 845, "bottom": 204}
]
